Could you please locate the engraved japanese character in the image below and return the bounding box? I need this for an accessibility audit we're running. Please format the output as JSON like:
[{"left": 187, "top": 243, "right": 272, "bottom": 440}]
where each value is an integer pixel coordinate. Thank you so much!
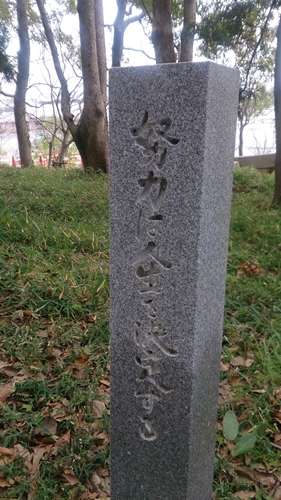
[
  {"left": 135, "top": 387, "right": 161, "bottom": 414},
  {"left": 133, "top": 241, "right": 172, "bottom": 270},
  {"left": 135, "top": 320, "right": 179, "bottom": 357},
  {"left": 137, "top": 171, "right": 167, "bottom": 211},
  {"left": 136, "top": 261, "right": 162, "bottom": 294},
  {"left": 139, "top": 416, "right": 157, "bottom": 441},
  {"left": 135, "top": 354, "right": 173, "bottom": 394},
  {"left": 130, "top": 111, "right": 180, "bottom": 170},
  {"left": 136, "top": 208, "right": 163, "bottom": 241},
  {"left": 147, "top": 222, "right": 162, "bottom": 238},
  {"left": 135, "top": 320, "right": 178, "bottom": 358},
  {"left": 141, "top": 296, "right": 158, "bottom": 319}
]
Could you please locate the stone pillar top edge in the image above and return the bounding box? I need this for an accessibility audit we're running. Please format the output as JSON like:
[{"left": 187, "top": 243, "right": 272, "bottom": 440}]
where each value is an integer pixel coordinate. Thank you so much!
[{"left": 109, "top": 59, "right": 240, "bottom": 74}]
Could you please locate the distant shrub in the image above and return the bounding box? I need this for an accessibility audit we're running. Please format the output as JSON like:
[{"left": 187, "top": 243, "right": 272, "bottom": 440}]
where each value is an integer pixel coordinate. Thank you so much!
[{"left": 232, "top": 166, "right": 274, "bottom": 194}]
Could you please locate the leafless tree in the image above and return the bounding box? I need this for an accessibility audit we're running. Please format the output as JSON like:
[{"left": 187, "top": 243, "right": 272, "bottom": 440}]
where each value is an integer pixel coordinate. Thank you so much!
[{"left": 36, "top": 0, "right": 108, "bottom": 172}]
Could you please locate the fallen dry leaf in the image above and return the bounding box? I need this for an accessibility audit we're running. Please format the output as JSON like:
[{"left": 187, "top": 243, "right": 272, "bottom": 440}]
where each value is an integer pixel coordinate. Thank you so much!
[
  {"left": 275, "top": 434, "right": 281, "bottom": 443},
  {"left": 245, "top": 358, "right": 255, "bottom": 368},
  {"left": 36, "top": 329, "right": 49, "bottom": 338},
  {"left": 95, "top": 431, "right": 109, "bottom": 446},
  {"left": 2, "top": 366, "right": 20, "bottom": 377},
  {"left": 55, "top": 429, "right": 71, "bottom": 447},
  {"left": 31, "top": 446, "right": 46, "bottom": 475},
  {"left": 272, "top": 485, "right": 281, "bottom": 500},
  {"left": 272, "top": 411, "right": 281, "bottom": 425},
  {"left": 237, "top": 260, "right": 266, "bottom": 277},
  {"left": 253, "top": 463, "right": 268, "bottom": 472},
  {"left": 62, "top": 470, "right": 80, "bottom": 486},
  {"left": 254, "top": 471, "right": 276, "bottom": 488},
  {"left": 230, "top": 356, "right": 245, "bottom": 367},
  {"left": 86, "top": 314, "right": 97, "bottom": 323},
  {"left": 101, "top": 476, "right": 110, "bottom": 494},
  {"left": 100, "top": 379, "right": 110, "bottom": 387},
  {"left": 13, "top": 309, "right": 24, "bottom": 319},
  {"left": 12, "top": 444, "right": 32, "bottom": 473},
  {"left": 34, "top": 417, "right": 58, "bottom": 437},
  {"left": 23, "top": 309, "right": 34, "bottom": 317},
  {"left": 0, "top": 447, "right": 14, "bottom": 458},
  {"left": 27, "top": 480, "right": 39, "bottom": 500},
  {"left": 90, "top": 473, "right": 101, "bottom": 488},
  {"left": 95, "top": 467, "right": 109, "bottom": 478},
  {"left": 0, "top": 361, "right": 12, "bottom": 369},
  {"left": 219, "top": 379, "right": 232, "bottom": 400},
  {"left": 0, "top": 478, "right": 13, "bottom": 488},
  {"left": 72, "top": 367, "right": 87, "bottom": 380},
  {"left": 234, "top": 491, "right": 255, "bottom": 499},
  {"left": 274, "top": 388, "right": 281, "bottom": 399},
  {"left": 233, "top": 465, "right": 255, "bottom": 482},
  {"left": 92, "top": 401, "right": 105, "bottom": 418},
  {"left": 0, "top": 382, "right": 15, "bottom": 402},
  {"left": 230, "top": 375, "right": 241, "bottom": 386},
  {"left": 220, "top": 362, "right": 230, "bottom": 372}
]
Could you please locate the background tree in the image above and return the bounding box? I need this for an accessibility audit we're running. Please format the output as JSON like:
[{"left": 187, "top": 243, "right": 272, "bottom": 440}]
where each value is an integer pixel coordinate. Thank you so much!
[
  {"left": 272, "top": 15, "right": 281, "bottom": 206},
  {"left": 28, "top": 57, "right": 78, "bottom": 166},
  {"left": 131, "top": 0, "right": 197, "bottom": 62},
  {"left": 112, "top": 1, "right": 145, "bottom": 67},
  {"left": 151, "top": 0, "right": 176, "bottom": 63},
  {"left": 14, "top": 0, "right": 33, "bottom": 167},
  {"left": 0, "top": 19, "right": 15, "bottom": 81},
  {"left": 238, "top": 83, "right": 273, "bottom": 156},
  {"left": 197, "top": 0, "right": 276, "bottom": 155},
  {"left": 197, "top": 0, "right": 281, "bottom": 204},
  {"left": 179, "top": 0, "right": 197, "bottom": 62},
  {"left": 36, "top": 0, "right": 108, "bottom": 173}
]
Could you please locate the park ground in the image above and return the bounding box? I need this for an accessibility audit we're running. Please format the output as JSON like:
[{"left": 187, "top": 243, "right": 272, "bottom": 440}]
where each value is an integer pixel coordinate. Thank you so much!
[{"left": 0, "top": 165, "right": 281, "bottom": 499}]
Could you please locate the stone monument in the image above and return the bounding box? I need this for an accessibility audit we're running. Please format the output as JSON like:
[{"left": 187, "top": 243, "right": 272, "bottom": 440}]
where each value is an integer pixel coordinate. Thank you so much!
[{"left": 109, "top": 62, "right": 239, "bottom": 500}]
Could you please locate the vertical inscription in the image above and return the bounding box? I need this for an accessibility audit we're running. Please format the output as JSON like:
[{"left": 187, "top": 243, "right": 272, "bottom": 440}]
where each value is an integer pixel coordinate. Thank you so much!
[{"left": 130, "top": 111, "right": 180, "bottom": 441}]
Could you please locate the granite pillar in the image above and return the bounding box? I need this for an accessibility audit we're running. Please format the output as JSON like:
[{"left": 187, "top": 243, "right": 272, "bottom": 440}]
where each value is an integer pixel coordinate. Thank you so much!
[{"left": 109, "top": 62, "right": 239, "bottom": 500}]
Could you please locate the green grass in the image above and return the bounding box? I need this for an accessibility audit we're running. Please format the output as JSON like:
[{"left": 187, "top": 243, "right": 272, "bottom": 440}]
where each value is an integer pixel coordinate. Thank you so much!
[
  {"left": 214, "top": 167, "right": 281, "bottom": 499},
  {"left": 0, "top": 166, "right": 110, "bottom": 499},
  {"left": 1, "top": 165, "right": 281, "bottom": 499}
]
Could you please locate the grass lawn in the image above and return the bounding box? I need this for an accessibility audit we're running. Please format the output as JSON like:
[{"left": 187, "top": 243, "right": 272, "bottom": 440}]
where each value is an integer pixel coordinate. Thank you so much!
[{"left": 0, "top": 165, "right": 281, "bottom": 499}]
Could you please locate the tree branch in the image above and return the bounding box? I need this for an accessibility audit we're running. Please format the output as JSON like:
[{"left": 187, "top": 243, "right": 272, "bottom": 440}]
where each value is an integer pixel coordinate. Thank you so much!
[
  {"left": 243, "top": 0, "right": 277, "bottom": 93},
  {"left": 140, "top": 0, "right": 152, "bottom": 23},
  {"left": 0, "top": 89, "right": 14, "bottom": 98},
  {"left": 123, "top": 46, "right": 155, "bottom": 60},
  {"left": 124, "top": 11, "right": 145, "bottom": 29}
]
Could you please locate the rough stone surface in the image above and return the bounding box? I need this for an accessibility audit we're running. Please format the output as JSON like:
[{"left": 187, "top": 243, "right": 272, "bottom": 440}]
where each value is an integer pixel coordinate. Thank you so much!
[{"left": 109, "top": 62, "right": 239, "bottom": 500}]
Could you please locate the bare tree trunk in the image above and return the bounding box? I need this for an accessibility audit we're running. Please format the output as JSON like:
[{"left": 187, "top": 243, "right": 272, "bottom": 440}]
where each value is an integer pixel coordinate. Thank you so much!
[
  {"left": 76, "top": 0, "right": 109, "bottom": 172},
  {"left": 14, "top": 0, "right": 33, "bottom": 167},
  {"left": 238, "top": 119, "right": 244, "bottom": 157},
  {"left": 36, "top": 0, "right": 73, "bottom": 127},
  {"left": 112, "top": 0, "right": 127, "bottom": 67},
  {"left": 112, "top": 1, "right": 145, "bottom": 67},
  {"left": 272, "top": 16, "right": 281, "bottom": 207},
  {"left": 48, "top": 141, "right": 53, "bottom": 168},
  {"left": 151, "top": 0, "right": 176, "bottom": 63},
  {"left": 36, "top": 0, "right": 108, "bottom": 173},
  {"left": 179, "top": 0, "right": 196, "bottom": 62},
  {"left": 58, "top": 129, "right": 72, "bottom": 163}
]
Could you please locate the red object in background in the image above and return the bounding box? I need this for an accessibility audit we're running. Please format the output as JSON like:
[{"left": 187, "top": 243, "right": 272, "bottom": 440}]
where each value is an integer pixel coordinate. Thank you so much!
[
  {"left": 12, "top": 156, "right": 21, "bottom": 168},
  {"left": 37, "top": 155, "right": 46, "bottom": 166}
]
